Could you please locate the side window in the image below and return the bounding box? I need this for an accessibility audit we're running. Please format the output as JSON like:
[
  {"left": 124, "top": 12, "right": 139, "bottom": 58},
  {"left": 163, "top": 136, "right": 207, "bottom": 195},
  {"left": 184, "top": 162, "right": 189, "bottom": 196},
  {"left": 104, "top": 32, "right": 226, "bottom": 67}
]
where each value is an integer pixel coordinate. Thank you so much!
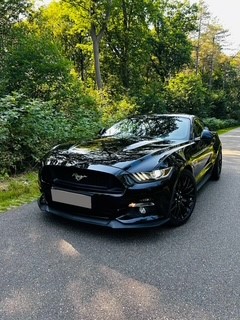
[{"left": 193, "top": 119, "right": 204, "bottom": 138}]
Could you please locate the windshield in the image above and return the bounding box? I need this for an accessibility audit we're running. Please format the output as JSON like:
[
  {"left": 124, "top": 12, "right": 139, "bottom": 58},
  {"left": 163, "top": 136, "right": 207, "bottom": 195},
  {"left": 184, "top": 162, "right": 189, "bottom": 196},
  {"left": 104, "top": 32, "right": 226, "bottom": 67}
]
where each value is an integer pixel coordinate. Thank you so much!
[{"left": 102, "top": 116, "right": 190, "bottom": 140}]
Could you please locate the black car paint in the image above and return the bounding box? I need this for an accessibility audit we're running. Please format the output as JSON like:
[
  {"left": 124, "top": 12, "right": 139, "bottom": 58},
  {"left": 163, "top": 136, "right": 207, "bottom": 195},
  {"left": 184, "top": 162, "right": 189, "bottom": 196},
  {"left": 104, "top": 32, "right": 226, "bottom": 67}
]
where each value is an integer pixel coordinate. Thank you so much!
[{"left": 38, "top": 114, "right": 222, "bottom": 228}]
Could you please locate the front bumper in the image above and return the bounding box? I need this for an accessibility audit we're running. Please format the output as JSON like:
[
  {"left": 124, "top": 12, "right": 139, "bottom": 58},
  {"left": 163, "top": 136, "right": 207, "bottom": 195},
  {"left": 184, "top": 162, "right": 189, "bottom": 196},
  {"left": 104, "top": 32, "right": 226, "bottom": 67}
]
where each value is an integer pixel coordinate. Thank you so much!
[
  {"left": 38, "top": 198, "right": 170, "bottom": 229},
  {"left": 38, "top": 171, "right": 175, "bottom": 229}
]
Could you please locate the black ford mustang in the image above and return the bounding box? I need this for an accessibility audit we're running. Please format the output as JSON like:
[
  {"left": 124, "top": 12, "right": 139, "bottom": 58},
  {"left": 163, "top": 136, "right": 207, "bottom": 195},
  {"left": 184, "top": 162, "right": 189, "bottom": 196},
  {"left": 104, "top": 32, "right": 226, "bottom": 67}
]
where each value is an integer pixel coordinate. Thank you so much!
[{"left": 38, "top": 114, "right": 222, "bottom": 228}]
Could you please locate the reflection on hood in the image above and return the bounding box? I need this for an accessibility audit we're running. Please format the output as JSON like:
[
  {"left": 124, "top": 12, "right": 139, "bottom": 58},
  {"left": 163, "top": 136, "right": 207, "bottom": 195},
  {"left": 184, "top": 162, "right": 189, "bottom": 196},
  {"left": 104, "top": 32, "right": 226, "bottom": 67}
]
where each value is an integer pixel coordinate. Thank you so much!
[{"left": 44, "top": 136, "right": 184, "bottom": 170}]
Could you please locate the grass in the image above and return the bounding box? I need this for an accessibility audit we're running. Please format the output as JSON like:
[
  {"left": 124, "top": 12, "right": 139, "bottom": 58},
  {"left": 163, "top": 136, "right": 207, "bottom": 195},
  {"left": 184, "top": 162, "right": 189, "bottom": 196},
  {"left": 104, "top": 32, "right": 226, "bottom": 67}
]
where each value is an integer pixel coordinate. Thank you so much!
[
  {"left": 217, "top": 126, "right": 239, "bottom": 135},
  {"left": 0, "top": 171, "right": 40, "bottom": 213}
]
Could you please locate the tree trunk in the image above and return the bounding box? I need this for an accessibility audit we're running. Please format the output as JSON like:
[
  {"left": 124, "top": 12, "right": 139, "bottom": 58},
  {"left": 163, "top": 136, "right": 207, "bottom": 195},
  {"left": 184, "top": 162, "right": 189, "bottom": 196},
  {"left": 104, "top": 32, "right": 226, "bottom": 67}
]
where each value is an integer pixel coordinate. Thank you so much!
[
  {"left": 91, "top": 24, "right": 103, "bottom": 90},
  {"left": 89, "top": 1, "right": 112, "bottom": 90},
  {"left": 121, "top": 0, "right": 130, "bottom": 88},
  {"left": 195, "top": 15, "right": 202, "bottom": 75}
]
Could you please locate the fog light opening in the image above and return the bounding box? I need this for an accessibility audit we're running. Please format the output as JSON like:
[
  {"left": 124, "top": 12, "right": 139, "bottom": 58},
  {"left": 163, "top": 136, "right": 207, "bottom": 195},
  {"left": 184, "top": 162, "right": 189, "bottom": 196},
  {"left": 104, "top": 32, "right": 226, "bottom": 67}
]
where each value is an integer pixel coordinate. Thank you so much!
[
  {"left": 128, "top": 201, "right": 155, "bottom": 208},
  {"left": 139, "top": 207, "right": 147, "bottom": 214}
]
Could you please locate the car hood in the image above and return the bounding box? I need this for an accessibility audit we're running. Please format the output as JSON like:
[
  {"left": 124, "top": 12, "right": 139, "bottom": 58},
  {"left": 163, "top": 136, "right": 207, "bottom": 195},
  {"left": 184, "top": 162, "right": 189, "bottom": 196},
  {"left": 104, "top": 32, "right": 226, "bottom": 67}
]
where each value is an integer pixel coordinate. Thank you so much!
[{"left": 43, "top": 137, "right": 186, "bottom": 173}]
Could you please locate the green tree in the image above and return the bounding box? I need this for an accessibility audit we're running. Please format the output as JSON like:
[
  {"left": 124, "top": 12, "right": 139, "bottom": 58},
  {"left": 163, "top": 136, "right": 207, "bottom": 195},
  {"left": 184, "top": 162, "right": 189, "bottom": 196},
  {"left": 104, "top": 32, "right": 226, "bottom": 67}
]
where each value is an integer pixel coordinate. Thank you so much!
[
  {"left": 35, "top": 1, "right": 92, "bottom": 81},
  {"left": 191, "top": 0, "right": 210, "bottom": 74},
  {"left": 1, "top": 29, "right": 72, "bottom": 100},
  {"left": 165, "top": 70, "right": 207, "bottom": 117},
  {"left": 149, "top": 0, "right": 198, "bottom": 82},
  {"left": 0, "top": 0, "right": 32, "bottom": 75},
  {"left": 63, "top": 0, "right": 115, "bottom": 89},
  {"left": 190, "top": 12, "right": 235, "bottom": 119},
  {"left": 209, "top": 53, "right": 240, "bottom": 119},
  {"left": 102, "top": 0, "right": 153, "bottom": 90},
  {"left": 0, "top": 0, "right": 31, "bottom": 40},
  {"left": 101, "top": 0, "right": 197, "bottom": 96}
]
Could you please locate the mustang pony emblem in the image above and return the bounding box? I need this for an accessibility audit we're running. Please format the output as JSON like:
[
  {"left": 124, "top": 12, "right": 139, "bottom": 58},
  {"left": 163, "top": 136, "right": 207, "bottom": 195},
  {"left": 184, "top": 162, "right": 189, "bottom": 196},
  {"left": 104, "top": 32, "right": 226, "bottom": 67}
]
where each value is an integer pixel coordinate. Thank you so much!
[{"left": 72, "top": 173, "right": 87, "bottom": 181}]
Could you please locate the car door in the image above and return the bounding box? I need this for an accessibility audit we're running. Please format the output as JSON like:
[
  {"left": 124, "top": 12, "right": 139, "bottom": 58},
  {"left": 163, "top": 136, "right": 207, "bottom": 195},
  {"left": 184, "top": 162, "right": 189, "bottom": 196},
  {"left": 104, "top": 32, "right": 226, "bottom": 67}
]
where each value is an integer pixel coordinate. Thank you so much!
[{"left": 190, "top": 118, "right": 214, "bottom": 184}]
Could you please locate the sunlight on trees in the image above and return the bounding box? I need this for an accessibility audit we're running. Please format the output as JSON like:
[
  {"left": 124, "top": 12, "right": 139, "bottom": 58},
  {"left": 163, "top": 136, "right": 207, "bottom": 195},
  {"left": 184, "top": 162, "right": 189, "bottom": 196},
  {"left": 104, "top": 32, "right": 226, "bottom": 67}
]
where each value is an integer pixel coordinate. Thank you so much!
[{"left": 0, "top": 0, "right": 240, "bottom": 175}]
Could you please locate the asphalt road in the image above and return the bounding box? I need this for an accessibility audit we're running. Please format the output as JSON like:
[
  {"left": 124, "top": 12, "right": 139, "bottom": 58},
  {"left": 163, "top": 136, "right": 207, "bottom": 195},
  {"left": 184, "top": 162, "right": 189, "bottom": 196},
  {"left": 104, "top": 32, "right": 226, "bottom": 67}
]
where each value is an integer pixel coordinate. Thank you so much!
[{"left": 1, "top": 129, "right": 240, "bottom": 320}]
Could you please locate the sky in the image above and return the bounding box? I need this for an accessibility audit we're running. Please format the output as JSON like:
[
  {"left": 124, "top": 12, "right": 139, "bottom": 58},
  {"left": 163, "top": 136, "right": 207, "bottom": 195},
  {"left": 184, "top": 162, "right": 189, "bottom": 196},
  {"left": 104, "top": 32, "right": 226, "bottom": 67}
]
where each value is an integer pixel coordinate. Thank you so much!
[{"left": 192, "top": 0, "right": 240, "bottom": 54}]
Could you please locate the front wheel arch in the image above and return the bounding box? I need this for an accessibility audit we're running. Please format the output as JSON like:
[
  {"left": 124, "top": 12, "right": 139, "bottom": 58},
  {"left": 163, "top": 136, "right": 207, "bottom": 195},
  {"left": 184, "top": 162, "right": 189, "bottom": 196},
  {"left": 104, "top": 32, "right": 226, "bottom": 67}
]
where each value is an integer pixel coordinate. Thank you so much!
[
  {"left": 168, "top": 169, "right": 197, "bottom": 227},
  {"left": 211, "top": 148, "right": 222, "bottom": 180}
]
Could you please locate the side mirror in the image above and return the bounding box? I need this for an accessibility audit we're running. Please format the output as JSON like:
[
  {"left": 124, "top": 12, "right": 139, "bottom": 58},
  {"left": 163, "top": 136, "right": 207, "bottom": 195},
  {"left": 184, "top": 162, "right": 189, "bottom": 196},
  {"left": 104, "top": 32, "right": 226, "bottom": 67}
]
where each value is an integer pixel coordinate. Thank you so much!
[{"left": 201, "top": 129, "right": 213, "bottom": 141}]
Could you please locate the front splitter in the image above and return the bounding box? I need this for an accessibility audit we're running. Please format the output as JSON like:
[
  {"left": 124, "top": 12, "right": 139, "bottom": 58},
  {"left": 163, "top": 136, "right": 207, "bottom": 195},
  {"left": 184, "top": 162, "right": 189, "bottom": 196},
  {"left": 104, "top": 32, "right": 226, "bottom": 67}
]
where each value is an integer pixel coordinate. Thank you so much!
[{"left": 38, "top": 201, "right": 169, "bottom": 229}]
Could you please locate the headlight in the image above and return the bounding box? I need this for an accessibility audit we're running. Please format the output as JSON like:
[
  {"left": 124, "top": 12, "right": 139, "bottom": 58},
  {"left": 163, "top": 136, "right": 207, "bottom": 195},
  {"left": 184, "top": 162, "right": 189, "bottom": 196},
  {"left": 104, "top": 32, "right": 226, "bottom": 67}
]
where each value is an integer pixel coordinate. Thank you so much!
[{"left": 130, "top": 167, "right": 173, "bottom": 183}]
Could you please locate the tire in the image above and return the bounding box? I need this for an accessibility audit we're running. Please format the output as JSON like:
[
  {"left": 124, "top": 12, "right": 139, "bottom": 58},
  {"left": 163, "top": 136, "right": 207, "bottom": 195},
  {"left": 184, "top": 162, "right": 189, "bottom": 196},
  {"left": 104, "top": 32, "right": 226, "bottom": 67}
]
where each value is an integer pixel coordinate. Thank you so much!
[
  {"left": 211, "top": 149, "right": 222, "bottom": 180},
  {"left": 168, "top": 170, "right": 197, "bottom": 227}
]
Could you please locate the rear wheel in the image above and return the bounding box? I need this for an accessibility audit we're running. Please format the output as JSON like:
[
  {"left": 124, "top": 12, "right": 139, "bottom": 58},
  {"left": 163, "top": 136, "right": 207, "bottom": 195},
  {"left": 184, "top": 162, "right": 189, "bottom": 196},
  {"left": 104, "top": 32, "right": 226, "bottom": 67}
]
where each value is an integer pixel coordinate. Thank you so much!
[
  {"left": 169, "top": 170, "right": 197, "bottom": 227},
  {"left": 211, "top": 149, "right": 222, "bottom": 180}
]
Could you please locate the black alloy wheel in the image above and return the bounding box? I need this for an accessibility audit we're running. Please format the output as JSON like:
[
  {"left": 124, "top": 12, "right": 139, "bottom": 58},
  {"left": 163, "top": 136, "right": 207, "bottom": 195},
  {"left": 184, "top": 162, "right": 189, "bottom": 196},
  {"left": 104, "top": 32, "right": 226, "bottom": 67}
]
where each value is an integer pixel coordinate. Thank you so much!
[
  {"left": 169, "top": 170, "right": 197, "bottom": 226},
  {"left": 211, "top": 149, "right": 222, "bottom": 180}
]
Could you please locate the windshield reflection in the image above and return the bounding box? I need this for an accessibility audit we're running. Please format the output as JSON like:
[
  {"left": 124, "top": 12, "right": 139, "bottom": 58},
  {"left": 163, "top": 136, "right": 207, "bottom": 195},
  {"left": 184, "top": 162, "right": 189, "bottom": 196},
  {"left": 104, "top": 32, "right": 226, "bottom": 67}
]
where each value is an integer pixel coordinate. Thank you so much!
[{"left": 102, "top": 116, "right": 190, "bottom": 140}]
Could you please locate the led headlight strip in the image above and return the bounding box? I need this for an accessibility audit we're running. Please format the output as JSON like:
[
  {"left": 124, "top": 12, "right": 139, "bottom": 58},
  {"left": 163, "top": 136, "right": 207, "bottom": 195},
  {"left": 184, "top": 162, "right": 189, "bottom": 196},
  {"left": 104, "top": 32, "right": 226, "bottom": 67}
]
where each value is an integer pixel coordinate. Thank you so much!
[{"left": 131, "top": 167, "right": 173, "bottom": 183}]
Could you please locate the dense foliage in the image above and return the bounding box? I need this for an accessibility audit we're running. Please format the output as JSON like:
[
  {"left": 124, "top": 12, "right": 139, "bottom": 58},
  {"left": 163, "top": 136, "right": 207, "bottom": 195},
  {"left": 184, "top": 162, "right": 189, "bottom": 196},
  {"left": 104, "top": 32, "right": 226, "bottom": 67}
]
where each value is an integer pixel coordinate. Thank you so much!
[
  {"left": 0, "top": 92, "right": 99, "bottom": 175},
  {"left": 0, "top": 0, "right": 240, "bottom": 176}
]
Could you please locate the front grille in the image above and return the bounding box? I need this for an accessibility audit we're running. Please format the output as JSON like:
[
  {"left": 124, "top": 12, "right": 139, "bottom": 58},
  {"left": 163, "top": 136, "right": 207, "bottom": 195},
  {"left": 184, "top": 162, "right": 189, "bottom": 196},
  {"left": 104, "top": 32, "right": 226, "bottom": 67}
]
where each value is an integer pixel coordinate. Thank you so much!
[{"left": 41, "top": 165, "right": 125, "bottom": 194}]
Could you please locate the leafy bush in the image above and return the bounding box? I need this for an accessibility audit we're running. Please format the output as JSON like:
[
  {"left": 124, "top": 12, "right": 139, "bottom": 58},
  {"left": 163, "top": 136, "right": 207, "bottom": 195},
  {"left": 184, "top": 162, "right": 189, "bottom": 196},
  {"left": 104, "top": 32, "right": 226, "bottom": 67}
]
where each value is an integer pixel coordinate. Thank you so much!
[
  {"left": 203, "top": 117, "right": 239, "bottom": 131},
  {"left": 0, "top": 92, "right": 100, "bottom": 175},
  {"left": 164, "top": 70, "right": 208, "bottom": 117},
  {"left": 0, "top": 30, "right": 72, "bottom": 100},
  {"left": 85, "top": 88, "right": 139, "bottom": 127},
  {"left": 134, "top": 83, "right": 167, "bottom": 114}
]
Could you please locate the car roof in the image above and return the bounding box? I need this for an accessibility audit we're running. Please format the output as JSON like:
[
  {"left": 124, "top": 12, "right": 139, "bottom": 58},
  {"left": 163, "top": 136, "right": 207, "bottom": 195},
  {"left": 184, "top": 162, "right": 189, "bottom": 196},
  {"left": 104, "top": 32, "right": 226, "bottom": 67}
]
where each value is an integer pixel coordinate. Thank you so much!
[{"left": 129, "top": 113, "right": 195, "bottom": 121}]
